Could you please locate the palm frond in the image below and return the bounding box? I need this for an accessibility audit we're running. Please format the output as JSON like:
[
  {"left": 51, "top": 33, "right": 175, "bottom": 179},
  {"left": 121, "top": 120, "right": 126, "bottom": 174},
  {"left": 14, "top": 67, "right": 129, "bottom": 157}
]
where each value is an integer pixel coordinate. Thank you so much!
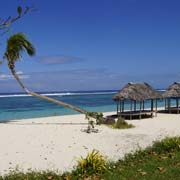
[{"left": 4, "top": 33, "right": 35, "bottom": 63}]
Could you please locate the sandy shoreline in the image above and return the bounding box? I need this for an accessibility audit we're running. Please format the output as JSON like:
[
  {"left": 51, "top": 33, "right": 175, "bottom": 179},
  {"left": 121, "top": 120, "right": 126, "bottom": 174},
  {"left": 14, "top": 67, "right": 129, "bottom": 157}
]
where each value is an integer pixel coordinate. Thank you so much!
[{"left": 0, "top": 112, "right": 180, "bottom": 175}]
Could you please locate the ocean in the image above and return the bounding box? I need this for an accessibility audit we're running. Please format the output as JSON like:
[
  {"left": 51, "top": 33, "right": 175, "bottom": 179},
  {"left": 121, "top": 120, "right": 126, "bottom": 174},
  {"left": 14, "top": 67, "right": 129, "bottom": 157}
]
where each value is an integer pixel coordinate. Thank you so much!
[{"left": 0, "top": 90, "right": 170, "bottom": 122}]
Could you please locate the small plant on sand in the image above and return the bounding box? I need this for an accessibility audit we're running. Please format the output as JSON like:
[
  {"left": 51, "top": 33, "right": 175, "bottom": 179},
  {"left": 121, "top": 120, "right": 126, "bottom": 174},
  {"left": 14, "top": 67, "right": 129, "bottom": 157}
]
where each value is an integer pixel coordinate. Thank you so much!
[
  {"left": 86, "top": 112, "right": 104, "bottom": 125},
  {"left": 74, "top": 149, "right": 108, "bottom": 177},
  {"left": 95, "top": 112, "right": 104, "bottom": 125},
  {"left": 83, "top": 112, "right": 104, "bottom": 133},
  {"left": 112, "top": 116, "right": 134, "bottom": 129}
]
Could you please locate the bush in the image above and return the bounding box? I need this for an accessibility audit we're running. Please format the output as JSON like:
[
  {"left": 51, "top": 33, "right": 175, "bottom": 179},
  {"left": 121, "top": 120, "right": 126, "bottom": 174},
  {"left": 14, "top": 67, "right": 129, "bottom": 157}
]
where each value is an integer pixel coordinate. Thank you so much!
[
  {"left": 85, "top": 112, "right": 104, "bottom": 125},
  {"left": 74, "top": 149, "right": 108, "bottom": 177},
  {"left": 150, "top": 136, "right": 180, "bottom": 154},
  {"left": 122, "top": 137, "right": 180, "bottom": 163},
  {"left": 112, "top": 116, "right": 134, "bottom": 129}
]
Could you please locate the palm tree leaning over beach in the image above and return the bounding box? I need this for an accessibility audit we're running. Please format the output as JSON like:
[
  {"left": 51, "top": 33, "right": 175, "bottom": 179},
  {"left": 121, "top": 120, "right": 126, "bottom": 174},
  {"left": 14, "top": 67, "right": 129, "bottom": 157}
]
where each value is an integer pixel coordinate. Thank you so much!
[{"left": 4, "top": 33, "right": 89, "bottom": 115}]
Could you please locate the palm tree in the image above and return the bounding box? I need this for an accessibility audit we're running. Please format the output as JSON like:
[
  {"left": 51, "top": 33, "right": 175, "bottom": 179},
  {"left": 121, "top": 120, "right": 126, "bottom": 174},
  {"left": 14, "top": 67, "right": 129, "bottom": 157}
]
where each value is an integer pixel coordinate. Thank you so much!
[{"left": 4, "top": 33, "right": 88, "bottom": 115}]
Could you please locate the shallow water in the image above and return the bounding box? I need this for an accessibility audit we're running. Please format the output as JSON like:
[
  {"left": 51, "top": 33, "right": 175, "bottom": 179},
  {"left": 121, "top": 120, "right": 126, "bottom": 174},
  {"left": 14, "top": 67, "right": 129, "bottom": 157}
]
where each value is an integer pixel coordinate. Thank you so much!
[{"left": 0, "top": 90, "right": 175, "bottom": 121}]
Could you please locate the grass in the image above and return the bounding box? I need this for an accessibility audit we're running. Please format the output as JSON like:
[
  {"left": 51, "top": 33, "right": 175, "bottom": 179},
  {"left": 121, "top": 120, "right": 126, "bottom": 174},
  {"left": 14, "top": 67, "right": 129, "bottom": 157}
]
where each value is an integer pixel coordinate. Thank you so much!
[
  {"left": 0, "top": 171, "right": 61, "bottom": 180},
  {"left": 101, "top": 137, "right": 180, "bottom": 180},
  {"left": 1, "top": 137, "right": 180, "bottom": 179}
]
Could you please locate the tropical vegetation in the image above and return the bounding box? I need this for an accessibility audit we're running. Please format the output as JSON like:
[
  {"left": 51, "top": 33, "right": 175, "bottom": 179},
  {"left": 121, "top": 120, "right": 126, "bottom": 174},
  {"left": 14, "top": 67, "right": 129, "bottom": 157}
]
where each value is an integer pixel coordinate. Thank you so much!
[{"left": 111, "top": 116, "right": 134, "bottom": 129}]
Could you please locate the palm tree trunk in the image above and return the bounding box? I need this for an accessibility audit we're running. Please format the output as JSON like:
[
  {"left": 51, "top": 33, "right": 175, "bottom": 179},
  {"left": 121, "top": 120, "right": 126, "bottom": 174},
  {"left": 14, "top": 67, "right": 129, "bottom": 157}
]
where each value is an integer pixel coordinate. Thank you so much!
[{"left": 10, "top": 68, "right": 87, "bottom": 114}]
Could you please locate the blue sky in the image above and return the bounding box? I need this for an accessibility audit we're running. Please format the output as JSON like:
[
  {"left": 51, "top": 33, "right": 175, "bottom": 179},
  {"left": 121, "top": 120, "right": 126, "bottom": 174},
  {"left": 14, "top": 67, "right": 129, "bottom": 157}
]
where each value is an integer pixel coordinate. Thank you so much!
[{"left": 0, "top": 0, "right": 180, "bottom": 92}]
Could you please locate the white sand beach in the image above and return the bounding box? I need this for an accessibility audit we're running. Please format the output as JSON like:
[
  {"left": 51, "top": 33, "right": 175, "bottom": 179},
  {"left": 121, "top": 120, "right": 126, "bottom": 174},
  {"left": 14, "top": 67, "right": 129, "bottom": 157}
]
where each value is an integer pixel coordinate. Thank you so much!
[{"left": 0, "top": 112, "right": 180, "bottom": 175}]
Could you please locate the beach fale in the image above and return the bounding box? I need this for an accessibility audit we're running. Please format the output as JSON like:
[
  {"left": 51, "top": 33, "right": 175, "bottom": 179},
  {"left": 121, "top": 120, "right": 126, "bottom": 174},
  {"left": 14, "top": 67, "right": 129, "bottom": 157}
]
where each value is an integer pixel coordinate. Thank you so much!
[
  {"left": 113, "top": 82, "right": 162, "bottom": 119},
  {"left": 163, "top": 82, "right": 180, "bottom": 114}
]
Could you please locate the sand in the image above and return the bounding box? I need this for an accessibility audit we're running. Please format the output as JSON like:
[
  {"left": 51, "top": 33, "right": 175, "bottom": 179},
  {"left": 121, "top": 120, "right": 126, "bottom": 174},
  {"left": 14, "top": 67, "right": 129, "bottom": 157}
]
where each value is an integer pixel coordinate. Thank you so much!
[{"left": 0, "top": 112, "right": 180, "bottom": 175}]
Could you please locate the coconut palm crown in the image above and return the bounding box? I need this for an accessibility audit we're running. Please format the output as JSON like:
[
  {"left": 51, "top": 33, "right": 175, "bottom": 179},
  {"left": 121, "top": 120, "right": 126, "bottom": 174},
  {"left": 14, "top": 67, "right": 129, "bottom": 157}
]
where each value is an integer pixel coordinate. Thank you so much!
[{"left": 4, "top": 33, "right": 35, "bottom": 69}]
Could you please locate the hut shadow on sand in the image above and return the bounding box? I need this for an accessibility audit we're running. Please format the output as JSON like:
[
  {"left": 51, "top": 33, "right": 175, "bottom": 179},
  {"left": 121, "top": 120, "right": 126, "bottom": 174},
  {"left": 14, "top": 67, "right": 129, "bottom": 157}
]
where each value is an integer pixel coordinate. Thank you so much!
[
  {"left": 112, "top": 82, "right": 162, "bottom": 120},
  {"left": 106, "top": 113, "right": 153, "bottom": 121}
]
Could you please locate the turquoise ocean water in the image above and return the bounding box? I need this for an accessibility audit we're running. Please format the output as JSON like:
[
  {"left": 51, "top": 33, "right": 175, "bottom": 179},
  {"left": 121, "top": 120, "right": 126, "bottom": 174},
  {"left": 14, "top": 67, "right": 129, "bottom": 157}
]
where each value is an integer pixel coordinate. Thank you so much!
[{"left": 0, "top": 90, "right": 172, "bottom": 122}]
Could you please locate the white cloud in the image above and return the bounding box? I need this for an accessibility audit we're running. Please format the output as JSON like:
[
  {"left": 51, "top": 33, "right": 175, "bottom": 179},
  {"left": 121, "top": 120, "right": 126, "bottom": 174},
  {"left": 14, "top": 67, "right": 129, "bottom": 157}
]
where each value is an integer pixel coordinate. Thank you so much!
[
  {"left": 0, "top": 72, "right": 30, "bottom": 81},
  {"left": 16, "top": 71, "right": 24, "bottom": 75}
]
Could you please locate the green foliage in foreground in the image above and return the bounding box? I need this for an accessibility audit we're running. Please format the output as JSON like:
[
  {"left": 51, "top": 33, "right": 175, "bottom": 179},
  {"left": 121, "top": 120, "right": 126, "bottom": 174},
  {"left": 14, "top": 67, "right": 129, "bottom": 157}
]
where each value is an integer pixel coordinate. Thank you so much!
[
  {"left": 74, "top": 149, "right": 108, "bottom": 176},
  {"left": 1, "top": 137, "right": 180, "bottom": 180},
  {"left": 0, "top": 171, "right": 62, "bottom": 180},
  {"left": 101, "top": 136, "right": 180, "bottom": 180}
]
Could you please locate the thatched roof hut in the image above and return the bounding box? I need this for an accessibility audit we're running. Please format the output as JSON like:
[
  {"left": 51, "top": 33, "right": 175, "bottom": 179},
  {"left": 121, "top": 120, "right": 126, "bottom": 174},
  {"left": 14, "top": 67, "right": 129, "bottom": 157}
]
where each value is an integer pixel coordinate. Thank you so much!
[
  {"left": 163, "top": 82, "right": 180, "bottom": 98},
  {"left": 113, "top": 82, "right": 162, "bottom": 119},
  {"left": 113, "top": 82, "right": 162, "bottom": 101},
  {"left": 163, "top": 82, "right": 180, "bottom": 113}
]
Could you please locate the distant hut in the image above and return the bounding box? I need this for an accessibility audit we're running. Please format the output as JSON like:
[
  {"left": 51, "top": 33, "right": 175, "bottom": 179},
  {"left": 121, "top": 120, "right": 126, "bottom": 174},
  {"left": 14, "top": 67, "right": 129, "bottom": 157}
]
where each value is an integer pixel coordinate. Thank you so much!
[
  {"left": 113, "top": 82, "right": 162, "bottom": 119},
  {"left": 163, "top": 82, "right": 180, "bottom": 113}
]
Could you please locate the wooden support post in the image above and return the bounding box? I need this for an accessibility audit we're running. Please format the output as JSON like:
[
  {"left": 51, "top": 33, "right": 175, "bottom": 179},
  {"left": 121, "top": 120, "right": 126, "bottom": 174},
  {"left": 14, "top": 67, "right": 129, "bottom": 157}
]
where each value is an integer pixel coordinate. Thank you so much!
[
  {"left": 169, "top": 98, "right": 171, "bottom": 113},
  {"left": 155, "top": 99, "right": 157, "bottom": 117},
  {"left": 122, "top": 101, "right": 124, "bottom": 112},
  {"left": 151, "top": 99, "right": 153, "bottom": 118},
  {"left": 167, "top": 99, "right": 169, "bottom": 112},
  {"left": 143, "top": 100, "right": 145, "bottom": 111},
  {"left": 121, "top": 101, "right": 123, "bottom": 112},
  {"left": 117, "top": 100, "right": 119, "bottom": 115},
  {"left": 134, "top": 100, "right": 136, "bottom": 112},
  {"left": 119, "top": 100, "right": 122, "bottom": 114},
  {"left": 130, "top": 100, "right": 132, "bottom": 120},
  {"left": 177, "top": 98, "right": 179, "bottom": 114},
  {"left": 165, "top": 98, "right": 167, "bottom": 111},
  {"left": 140, "top": 101, "right": 142, "bottom": 119}
]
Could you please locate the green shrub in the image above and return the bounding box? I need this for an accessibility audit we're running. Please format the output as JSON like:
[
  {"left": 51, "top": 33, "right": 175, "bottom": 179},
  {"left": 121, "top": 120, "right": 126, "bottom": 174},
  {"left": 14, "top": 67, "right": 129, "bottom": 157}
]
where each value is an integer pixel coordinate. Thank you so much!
[
  {"left": 112, "top": 116, "right": 134, "bottom": 129},
  {"left": 74, "top": 149, "right": 108, "bottom": 176},
  {"left": 85, "top": 112, "right": 104, "bottom": 125},
  {"left": 95, "top": 112, "right": 104, "bottom": 125},
  {"left": 121, "top": 137, "right": 180, "bottom": 163},
  {"left": 150, "top": 136, "right": 180, "bottom": 154}
]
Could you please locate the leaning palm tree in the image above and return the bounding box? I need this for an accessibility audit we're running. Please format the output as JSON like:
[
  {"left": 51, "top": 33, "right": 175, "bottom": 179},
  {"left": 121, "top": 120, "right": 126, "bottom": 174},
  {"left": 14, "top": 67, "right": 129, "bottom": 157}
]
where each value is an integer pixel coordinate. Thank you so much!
[{"left": 4, "top": 33, "right": 89, "bottom": 115}]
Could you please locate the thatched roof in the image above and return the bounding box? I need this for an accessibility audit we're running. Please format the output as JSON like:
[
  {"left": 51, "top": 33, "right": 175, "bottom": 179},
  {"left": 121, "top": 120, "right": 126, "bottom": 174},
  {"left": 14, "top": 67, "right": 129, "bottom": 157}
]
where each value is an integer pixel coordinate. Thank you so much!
[
  {"left": 113, "top": 82, "right": 162, "bottom": 101},
  {"left": 163, "top": 82, "right": 180, "bottom": 98}
]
